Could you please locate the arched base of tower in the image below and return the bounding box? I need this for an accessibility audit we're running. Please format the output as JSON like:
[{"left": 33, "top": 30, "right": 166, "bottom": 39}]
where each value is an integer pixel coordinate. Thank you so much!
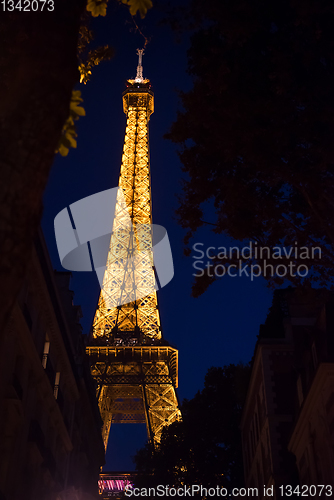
[{"left": 87, "top": 345, "right": 181, "bottom": 447}]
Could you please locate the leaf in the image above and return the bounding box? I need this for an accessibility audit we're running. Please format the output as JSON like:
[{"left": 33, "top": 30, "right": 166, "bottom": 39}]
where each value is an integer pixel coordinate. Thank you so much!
[
  {"left": 56, "top": 90, "right": 85, "bottom": 157},
  {"left": 79, "top": 64, "right": 92, "bottom": 84},
  {"left": 78, "top": 25, "right": 94, "bottom": 54},
  {"left": 86, "top": 0, "right": 108, "bottom": 17},
  {"left": 71, "top": 90, "right": 83, "bottom": 104},
  {"left": 69, "top": 90, "right": 85, "bottom": 117},
  {"left": 121, "top": 0, "right": 152, "bottom": 18},
  {"left": 57, "top": 143, "right": 70, "bottom": 157},
  {"left": 65, "top": 128, "right": 78, "bottom": 148},
  {"left": 70, "top": 103, "right": 86, "bottom": 116}
]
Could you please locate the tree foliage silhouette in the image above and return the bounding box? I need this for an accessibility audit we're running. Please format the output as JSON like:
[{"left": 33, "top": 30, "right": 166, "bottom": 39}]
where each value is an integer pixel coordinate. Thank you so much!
[
  {"left": 0, "top": 0, "right": 151, "bottom": 336},
  {"left": 166, "top": 0, "right": 334, "bottom": 295}
]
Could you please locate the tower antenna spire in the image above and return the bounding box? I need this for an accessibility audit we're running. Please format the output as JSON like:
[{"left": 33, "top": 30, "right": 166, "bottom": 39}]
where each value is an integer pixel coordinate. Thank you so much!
[{"left": 135, "top": 48, "right": 145, "bottom": 83}]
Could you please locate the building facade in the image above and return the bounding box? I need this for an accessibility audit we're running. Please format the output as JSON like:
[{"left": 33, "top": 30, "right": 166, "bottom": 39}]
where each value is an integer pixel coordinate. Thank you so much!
[
  {"left": 0, "top": 229, "right": 105, "bottom": 500},
  {"left": 241, "top": 288, "right": 334, "bottom": 497}
]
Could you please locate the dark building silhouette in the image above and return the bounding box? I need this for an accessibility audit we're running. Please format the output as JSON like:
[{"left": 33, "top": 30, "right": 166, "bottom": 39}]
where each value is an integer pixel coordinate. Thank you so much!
[
  {"left": 0, "top": 229, "right": 105, "bottom": 500},
  {"left": 241, "top": 288, "right": 334, "bottom": 496}
]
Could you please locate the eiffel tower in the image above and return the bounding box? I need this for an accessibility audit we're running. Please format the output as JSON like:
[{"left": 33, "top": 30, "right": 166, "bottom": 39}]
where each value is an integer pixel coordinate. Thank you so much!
[{"left": 86, "top": 50, "right": 181, "bottom": 451}]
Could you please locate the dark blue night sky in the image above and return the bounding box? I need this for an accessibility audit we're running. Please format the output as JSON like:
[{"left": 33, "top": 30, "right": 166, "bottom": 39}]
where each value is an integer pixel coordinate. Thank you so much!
[{"left": 41, "top": 1, "right": 273, "bottom": 470}]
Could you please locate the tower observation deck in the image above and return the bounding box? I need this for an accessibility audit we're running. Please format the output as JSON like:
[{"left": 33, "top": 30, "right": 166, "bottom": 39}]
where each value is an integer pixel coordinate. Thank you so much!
[{"left": 86, "top": 50, "right": 181, "bottom": 450}]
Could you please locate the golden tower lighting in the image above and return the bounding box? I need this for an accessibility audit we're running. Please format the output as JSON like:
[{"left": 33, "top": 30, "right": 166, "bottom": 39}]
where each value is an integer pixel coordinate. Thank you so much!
[{"left": 86, "top": 50, "right": 181, "bottom": 449}]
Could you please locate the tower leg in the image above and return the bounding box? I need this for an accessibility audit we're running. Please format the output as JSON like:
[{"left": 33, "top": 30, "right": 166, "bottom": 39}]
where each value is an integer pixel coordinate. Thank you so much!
[
  {"left": 89, "top": 347, "right": 181, "bottom": 448},
  {"left": 98, "top": 386, "right": 113, "bottom": 451},
  {"left": 142, "top": 384, "right": 181, "bottom": 444}
]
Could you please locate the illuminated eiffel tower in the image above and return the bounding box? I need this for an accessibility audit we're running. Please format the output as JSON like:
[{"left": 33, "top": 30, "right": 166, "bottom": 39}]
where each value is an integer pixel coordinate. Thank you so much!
[{"left": 86, "top": 50, "right": 181, "bottom": 451}]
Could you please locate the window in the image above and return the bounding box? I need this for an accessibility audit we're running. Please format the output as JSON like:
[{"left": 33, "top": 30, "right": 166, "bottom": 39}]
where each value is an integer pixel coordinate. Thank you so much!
[{"left": 42, "top": 339, "right": 50, "bottom": 369}]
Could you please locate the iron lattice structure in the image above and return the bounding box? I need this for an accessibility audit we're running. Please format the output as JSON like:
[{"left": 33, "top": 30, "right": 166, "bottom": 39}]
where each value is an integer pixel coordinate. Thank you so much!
[
  {"left": 87, "top": 53, "right": 181, "bottom": 449},
  {"left": 98, "top": 472, "right": 135, "bottom": 498}
]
